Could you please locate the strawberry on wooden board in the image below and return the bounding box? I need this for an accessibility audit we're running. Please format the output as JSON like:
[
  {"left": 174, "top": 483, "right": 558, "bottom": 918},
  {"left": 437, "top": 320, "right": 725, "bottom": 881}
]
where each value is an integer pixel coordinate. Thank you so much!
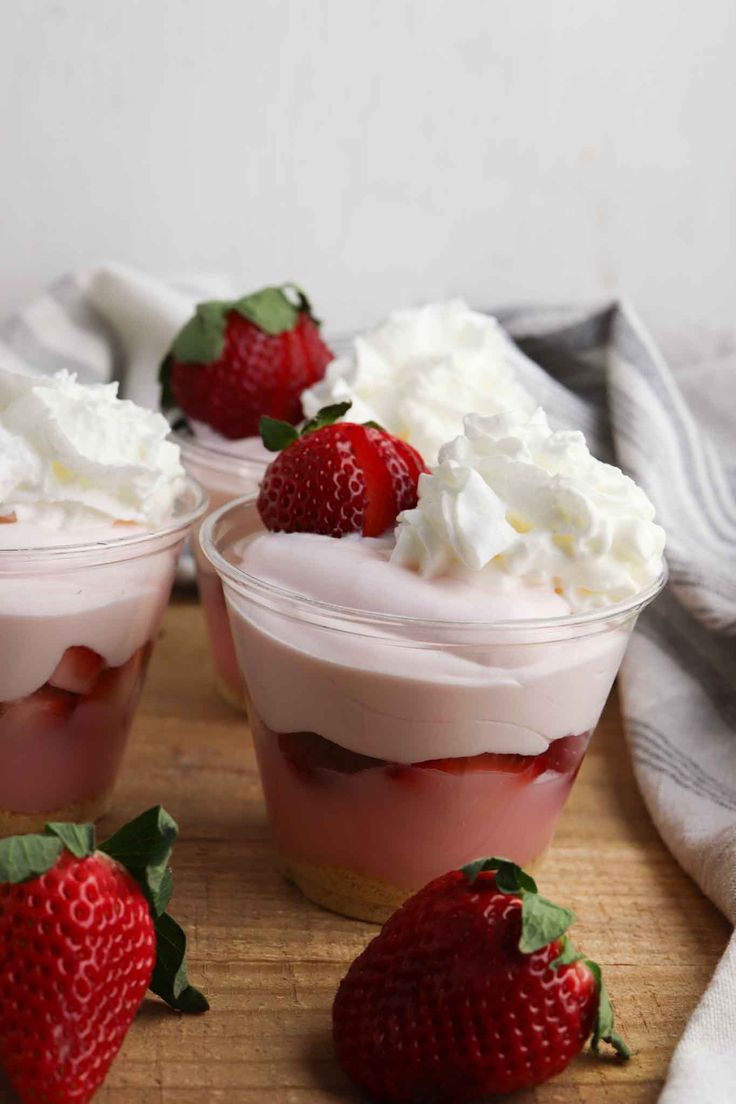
[
  {"left": 160, "top": 284, "right": 333, "bottom": 439},
  {"left": 0, "top": 806, "right": 207, "bottom": 1104},
  {"left": 257, "top": 401, "right": 428, "bottom": 538},
  {"left": 333, "top": 857, "right": 629, "bottom": 1103}
]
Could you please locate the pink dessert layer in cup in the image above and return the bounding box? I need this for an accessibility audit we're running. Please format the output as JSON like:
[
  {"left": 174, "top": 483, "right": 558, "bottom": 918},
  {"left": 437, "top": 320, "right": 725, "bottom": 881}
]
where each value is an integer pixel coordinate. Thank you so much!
[
  {"left": 0, "top": 480, "right": 205, "bottom": 835},
  {"left": 202, "top": 496, "right": 665, "bottom": 923},
  {"left": 177, "top": 427, "right": 270, "bottom": 710}
]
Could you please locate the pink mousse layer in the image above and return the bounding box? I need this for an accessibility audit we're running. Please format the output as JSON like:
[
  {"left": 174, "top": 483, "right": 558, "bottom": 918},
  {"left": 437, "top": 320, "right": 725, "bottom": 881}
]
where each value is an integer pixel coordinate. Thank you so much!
[
  {"left": 0, "top": 521, "right": 176, "bottom": 701},
  {"left": 226, "top": 531, "right": 630, "bottom": 762},
  {"left": 252, "top": 713, "right": 589, "bottom": 886}
]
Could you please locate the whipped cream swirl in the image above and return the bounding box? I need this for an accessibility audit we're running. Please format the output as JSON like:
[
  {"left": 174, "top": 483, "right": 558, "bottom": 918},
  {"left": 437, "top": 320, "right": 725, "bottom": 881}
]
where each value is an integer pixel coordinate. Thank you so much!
[
  {"left": 392, "top": 409, "right": 666, "bottom": 610},
  {"left": 302, "top": 300, "right": 536, "bottom": 463},
  {"left": 0, "top": 370, "right": 185, "bottom": 530}
]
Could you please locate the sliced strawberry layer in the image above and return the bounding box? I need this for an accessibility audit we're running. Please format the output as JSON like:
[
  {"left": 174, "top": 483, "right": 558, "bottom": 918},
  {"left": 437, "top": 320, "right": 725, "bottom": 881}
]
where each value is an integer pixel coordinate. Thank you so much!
[
  {"left": 0, "top": 686, "right": 78, "bottom": 733},
  {"left": 1, "top": 643, "right": 153, "bottom": 734},
  {"left": 49, "top": 645, "right": 106, "bottom": 695},
  {"left": 278, "top": 731, "right": 380, "bottom": 776},
  {"left": 276, "top": 729, "right": 590, "bottom": 781}
]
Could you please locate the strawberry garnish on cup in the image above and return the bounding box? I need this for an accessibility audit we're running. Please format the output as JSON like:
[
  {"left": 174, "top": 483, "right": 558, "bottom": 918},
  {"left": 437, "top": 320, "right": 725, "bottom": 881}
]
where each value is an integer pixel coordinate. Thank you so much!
[
  {"left": 0, "top": 806, "right": 207, "bottom": 1104},
  {"left": 160, "top": 284, "right": 333, "bottom": 439},
  {"left": 333, "top": 857, "right": 629, "bottom": 1103},
  {"left": 257, "top": 401, "right": 428, "bottom": 538}
]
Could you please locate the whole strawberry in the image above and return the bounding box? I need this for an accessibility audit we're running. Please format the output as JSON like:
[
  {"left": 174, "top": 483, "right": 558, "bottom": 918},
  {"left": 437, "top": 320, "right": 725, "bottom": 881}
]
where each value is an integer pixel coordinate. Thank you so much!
[
  {"left": 333, "top": 858, "right": 629, "bottom": 1103},
  {"left": 0, "top": 807, "right": 207, "bottom": 1104},
  {"left": 257, "top": 401, "right": 428, "bottom": 537},
  {"left": 160, "top": 284, "right": 332, "bottom": 439}
]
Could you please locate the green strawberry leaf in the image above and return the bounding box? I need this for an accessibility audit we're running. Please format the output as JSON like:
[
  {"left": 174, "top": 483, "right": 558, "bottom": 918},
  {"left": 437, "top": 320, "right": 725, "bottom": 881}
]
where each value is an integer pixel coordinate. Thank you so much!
[
  {"left": 461, "top": 856, "right": 572, "bottom": 953},
  {"left": 164, "top": 284, "right": 315, "bottom": 376},
  {"left": 101, "top": 806, "right": 207, "bottom": 1014},
  {"left": 170, "top": 300, "right": 233, "bottom": 365},
  {"left": 362, "top": 420, "right": 386, "bottom": 432},
  {"left": 45, "top": 822, "right": 96, "bottom": 859},
  {"left": 551, "top": 934, "right": 585, "bottom": 969},
  {"left": 150, "top": 911, "right": 209, "bottom": 1013},
  {"left": 301, "top": 401, "right": 352, "bottom": 436},
  {"left": 0, "top": 834, "right": 64, "bottom": 883},
  {"left": 520, "top": 893, "right": 575, "bottom": 954},
  {"left": 587, "top": 959, "right": 632, "bottom": 1059},
  {"left": 100, "top": 805, "right": 178, "bottom": 918},
  {"left": 233, "top": 285, "right": 302, "bottom": 335},
  {"left": 260, "top": 415, "right": 300, "bottom": 452},
  {"left": 260, "top": 401, "right": 353, "bottom": 453},
  {"left": 461, "top": 856, "right": 537, "bottom": 895},
  {"left": 0, "top": 822, "right": 96, "bottom": 884}
]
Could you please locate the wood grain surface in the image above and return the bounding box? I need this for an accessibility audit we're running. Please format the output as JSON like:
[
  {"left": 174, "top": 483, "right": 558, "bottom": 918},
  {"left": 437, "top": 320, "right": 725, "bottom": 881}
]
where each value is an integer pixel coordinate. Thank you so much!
[{"left": 13, "top": 597, "right": 730, "bottom": 1103}]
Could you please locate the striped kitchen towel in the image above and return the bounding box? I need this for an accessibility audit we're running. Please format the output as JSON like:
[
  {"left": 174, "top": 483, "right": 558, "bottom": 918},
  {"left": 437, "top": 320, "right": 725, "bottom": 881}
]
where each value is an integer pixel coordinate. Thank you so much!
[{"left": 2, "top": 266, "right": 735, "bottom": 1102}]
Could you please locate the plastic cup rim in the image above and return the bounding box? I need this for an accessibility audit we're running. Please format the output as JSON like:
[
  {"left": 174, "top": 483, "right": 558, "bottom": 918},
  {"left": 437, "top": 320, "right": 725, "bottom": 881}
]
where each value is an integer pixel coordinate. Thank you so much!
[
  {"left": 200, "top": 492, "right": 668, "bottom": 634},
  {"left": 0, "top": 476, "right": 208, "bottom": 563}
]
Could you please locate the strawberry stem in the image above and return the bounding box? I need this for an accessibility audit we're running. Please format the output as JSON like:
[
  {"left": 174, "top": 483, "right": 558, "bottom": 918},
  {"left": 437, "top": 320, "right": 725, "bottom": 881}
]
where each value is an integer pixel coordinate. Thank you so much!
[
  {"left": 461, "top": 856, "right": 573, "bottom": 952},
  {"left": 260, "top": 401, "right": 353, "bottom": 452},
  {"left": 162, "top": 284, "right": 317, "bottom": 382}
]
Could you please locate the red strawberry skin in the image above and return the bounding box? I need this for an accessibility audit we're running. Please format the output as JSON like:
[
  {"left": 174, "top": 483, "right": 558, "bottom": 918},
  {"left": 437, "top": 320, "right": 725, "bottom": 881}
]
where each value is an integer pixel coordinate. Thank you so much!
[
  {"left": 0, "top": 850, "right": 156, "bottom": 1104},
  {"left": 49, "top": 645, "right": 105, "bottom": 695},
  {"left": 333, "top": 870, "right": 598, "bottom": 1102},
  {"left": 170, "top": 310, "right": 332, "bottom": 439},
  {"left": 257, "top": 423, "right": 427, "bottom": 538}
]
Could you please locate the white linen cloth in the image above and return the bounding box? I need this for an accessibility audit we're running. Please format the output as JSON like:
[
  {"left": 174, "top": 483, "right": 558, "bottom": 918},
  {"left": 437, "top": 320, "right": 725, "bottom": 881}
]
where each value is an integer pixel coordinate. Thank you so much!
[{"left": 2, "top": 265, "right": 735, "bottom": 1102}]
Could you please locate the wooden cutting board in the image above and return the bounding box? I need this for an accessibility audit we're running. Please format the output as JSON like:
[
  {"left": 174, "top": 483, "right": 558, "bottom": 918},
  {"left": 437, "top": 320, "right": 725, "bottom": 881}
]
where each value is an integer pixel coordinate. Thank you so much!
[{"left": 14, "top": 596, "right": 730, "bottom": 1103}]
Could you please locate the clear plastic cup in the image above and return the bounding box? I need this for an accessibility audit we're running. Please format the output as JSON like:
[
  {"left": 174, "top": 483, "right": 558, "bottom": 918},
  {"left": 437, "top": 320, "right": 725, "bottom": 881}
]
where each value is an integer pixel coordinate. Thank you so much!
[
  {"left": 0, "top": 478, "right": 206, "bottom": 836},
  {"left": 177, "top": 434, "right": 268, "bottom": 711},
  {"left": 202, "top": 495, "right": 666, "bottom": 922}
]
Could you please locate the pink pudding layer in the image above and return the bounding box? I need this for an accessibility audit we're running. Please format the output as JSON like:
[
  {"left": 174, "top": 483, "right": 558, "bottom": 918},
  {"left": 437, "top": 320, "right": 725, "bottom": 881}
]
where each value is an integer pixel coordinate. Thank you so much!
[
  {"left": 252, "top": 712, "right": 590, "bottom": 888},
  {"left": 0, "top": 643, "right": 152, "bottom": 814}
]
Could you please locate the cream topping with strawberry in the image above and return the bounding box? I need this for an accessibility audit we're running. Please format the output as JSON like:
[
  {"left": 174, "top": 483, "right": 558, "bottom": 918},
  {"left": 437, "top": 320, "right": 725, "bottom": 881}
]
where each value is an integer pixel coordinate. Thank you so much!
[{"left": 213, "top": 404, "right": 665, "bottom": 764}]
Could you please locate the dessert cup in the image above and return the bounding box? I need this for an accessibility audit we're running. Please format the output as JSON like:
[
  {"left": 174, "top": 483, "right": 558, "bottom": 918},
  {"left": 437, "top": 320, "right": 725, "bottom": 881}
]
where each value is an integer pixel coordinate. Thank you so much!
[
  {"left": 202, "top": 495, "right": 665, "bottom": 923},
  {"left": 0, "top": 478, "right": 206, "bottom": 836},
  {"left": 177, "top": 434, "right": 268, "bottom": 710}
]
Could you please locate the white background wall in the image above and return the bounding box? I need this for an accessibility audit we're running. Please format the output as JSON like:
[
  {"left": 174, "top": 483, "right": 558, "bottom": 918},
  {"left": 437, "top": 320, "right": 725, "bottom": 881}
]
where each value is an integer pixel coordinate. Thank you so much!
[{"left": 2, "top": 0, "right": 734, "bottom": 333}]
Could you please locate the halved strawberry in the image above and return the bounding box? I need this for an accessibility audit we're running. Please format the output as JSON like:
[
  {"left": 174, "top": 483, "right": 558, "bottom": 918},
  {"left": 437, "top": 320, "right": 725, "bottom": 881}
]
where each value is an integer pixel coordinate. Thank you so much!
[
  {"left": 49, "top": 645, "right": 106, "bottom": 695},
  {"left": 278, "top": 730, "right": 381, "bottom": 777},
  {"left": 257, "top": 402, "right": 427, "bottom": 538}
]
